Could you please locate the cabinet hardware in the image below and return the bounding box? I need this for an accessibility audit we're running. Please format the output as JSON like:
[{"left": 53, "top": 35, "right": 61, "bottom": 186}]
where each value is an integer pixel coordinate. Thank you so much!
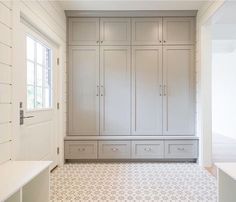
[
  {"left": 164, "top": 85, "right": 168, "bottom": 96},
  {"left": 159, "top": 85, "right": 162, "bottom": 96},
  {"left": 144, "top": 148, "right": 151, "bottom": 151},
  {"left": 177, "top": 148, "right": 185, "bottom": 151},
  {"left": 96, "top": 40, "right": 99, "bottom": 43},
  {"left": 159, "top": 40, "right": 162, "bottom": 43},
  {"left": 101, "top": 41, "right": 103, "bottom": 43},
  {"left": 111, "top": 148, "right": 118, "bottom": 151},
  {"left": 78, "top": 148, "right": 85, "bottom": 151},
  {"left": 96, "top": 85, "right": 100, "bottom": 96},
  {"left": 101, "top": 85, "right": 104, "bottom": 96},
  {"left": 163, "top": 40, "right": 166, "bottom": 43}
]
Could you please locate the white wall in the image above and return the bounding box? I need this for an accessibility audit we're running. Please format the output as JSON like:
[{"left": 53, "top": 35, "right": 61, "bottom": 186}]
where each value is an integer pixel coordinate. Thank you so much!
[
  {"left": 212, "top": 41, "right": 236, "bottom": 140},
  {"left": 196, "top": 0, "right": 225, "bottom": 167},
  {"left": 0, "top": 1, "right": 13, "bottom": 164},
  {"left": 0, "top": 0, "right": 67, "bottom": 165}
]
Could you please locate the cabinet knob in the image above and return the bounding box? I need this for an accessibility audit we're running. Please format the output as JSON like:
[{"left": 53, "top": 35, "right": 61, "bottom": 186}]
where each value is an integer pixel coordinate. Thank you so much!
[
  {"left": 101, "top": 41, "right": 103, "bottom": 43},
  {"left": 163, "top": 40, "right": 166, "bottom": 43},
  {"left": 159, "top": 40, "right": 162, "bottom": 43},
  {"left": 96, "top": 40, "right": 99, "bottom": 43}
]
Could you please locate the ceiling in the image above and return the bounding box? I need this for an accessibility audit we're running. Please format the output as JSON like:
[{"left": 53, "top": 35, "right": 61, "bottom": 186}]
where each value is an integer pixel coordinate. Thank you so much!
[{"left": 59, "top": 0, "right": 207, "bottom": 11}]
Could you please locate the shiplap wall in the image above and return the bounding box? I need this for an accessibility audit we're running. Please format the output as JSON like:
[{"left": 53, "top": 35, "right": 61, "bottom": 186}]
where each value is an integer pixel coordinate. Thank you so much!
[
  {"left": 0, "top": 1, "right": 13, "bottom": 164},
  {"left": 0, "top": 0, "right": 67, "bottom": 164}
]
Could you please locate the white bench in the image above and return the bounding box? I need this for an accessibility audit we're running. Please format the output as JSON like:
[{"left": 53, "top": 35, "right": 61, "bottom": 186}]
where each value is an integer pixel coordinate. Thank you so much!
[
  {"left": 0, "top": 161, "right": 51, "bottom": 202},
  {"left": 216, "top": 163, "right": 236, "bottom": 202}
]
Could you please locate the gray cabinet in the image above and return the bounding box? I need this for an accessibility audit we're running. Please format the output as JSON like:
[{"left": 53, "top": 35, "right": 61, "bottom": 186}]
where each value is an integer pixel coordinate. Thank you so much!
[
  {"left": 100, "top": 18, "right": 131, "bottom": 45},
  {"left": 99, "top": 141, "right": 131, "bottom": 159},
  {"left": 65, "top": 141, "right": 98, "bottom": 159},
  {"left": 68, "top": 18, "right": 100, "bottom": 45},
  {"left": 132, "top": 46, "right": 163, "bottom": 135},
  {"left": 163, "top": 17, "right": 195, "bottom": 45},
  {"left": 132, "top": 18, "right": 162, "bottom": 45},
  {"left": 163, "top": 46, "right": 195, "bottom": 135},
  {"left": 132, "top": 141, "right": 164, "bottom": 159},
  {"left": 164, "top": 140, "right": 198, "bottom": 159},
  {"left": 68, "top": 46, "right": 100, "bottom": 136}
]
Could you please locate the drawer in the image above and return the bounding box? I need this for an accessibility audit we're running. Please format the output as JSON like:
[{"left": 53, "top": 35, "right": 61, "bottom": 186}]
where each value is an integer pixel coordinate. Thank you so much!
[
  {"left": 132, "top": 141, "right": 164, "bottom": 159},
  {"left": 99, "top": 141, "right": 131, "bottom": 159},
  {"left": 65, "top": 141, "right": 97, "bottom": 159},
  {"left": 164, "top": 140, "right": 198, "bottom": 159}
]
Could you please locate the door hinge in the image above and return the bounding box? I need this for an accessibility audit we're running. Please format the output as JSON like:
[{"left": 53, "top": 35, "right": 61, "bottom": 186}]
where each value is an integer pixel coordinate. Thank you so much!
[
  {"left": 57, "top": 58, "right": 60, "bottom": 66},
  {"left": 57, "top": 102, "right": 60, "bottom": 110},
  {"left": 57, "top": 147, "right": 60, "bottom": 155}
]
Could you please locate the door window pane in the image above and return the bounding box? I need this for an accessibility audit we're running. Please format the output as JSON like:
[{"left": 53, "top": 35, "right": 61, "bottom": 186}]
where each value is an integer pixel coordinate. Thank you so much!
[
  {"left": 27, "top": 85, "right": 35, "bottom": 109},
  {"left": 27, "top": 61, "right": 34, "bottom": 85},
  {"left": 26, "top": 36, "right": 53, "bottom": 110}
]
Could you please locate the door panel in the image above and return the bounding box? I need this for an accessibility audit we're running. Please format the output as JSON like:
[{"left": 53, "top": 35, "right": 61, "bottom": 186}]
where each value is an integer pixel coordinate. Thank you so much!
[
  {"left": 16, "top": 25, "right": 59, "bottom": 169},
  {"left": 100, "top": 46, "right": 131, "bottom": 135},
  {"left": 132, "top": 46, "right": 162, "bottom": 135},
  {"left": 100, "top": 18, "right": 131, "bottom": 45},
  {"left": 69, "top": 46, "right": 100, "bottom": 136},
  {"left": 163, "top": 17, "right": 195, "bottom": 45},
  {"left": 163, "top": 46, "right": 195, "bottom": 135},
  {"left": 132, "top": 18, "right": 162, "bottom": 45},
  {"left": 68, "top": 18, "right": 100, "bottom": 45}
]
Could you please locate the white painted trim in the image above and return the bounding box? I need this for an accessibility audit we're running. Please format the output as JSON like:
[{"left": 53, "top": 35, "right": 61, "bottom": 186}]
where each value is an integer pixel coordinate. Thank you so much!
[
  {"left": 66, "top": 10, "right": 197, "bottom": 17},
  {"left": 196, "top": 0, "right": 225, "bottom": 167}
]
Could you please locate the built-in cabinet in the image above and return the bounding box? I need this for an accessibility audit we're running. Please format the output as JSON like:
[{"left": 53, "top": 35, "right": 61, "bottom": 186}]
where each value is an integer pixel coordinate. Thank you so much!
[{"left": 66, "top": 16, "right": 197, "bottom": 161}]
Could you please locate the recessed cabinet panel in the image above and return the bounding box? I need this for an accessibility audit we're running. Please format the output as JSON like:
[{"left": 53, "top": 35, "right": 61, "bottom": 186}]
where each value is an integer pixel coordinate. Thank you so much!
[
  {"left": 132, "top": 46, "right": 162, "bottom": 135},
  {"left": 132, "top": 18, "right": 162, "bottom": 45},
  {"left": 163, "top": 17, "right": 195, "bottom": 45},
  {"left": 100, "top": 46, "right": 131, "bottom": 135},
  {"left": 69, "top": 46, "right": 100, "bottom": 135},
  {"left": 132, "top": 141, "right": 164, "bottom": 159},
  {"left": 68, "top": 18, "right": 100, "bottom": 45},
  {"left": 100, "top": 18, "right": 131, "bottom": 45},
  {"left": 163, "top": 46, "right": 195, "bottom": 135},
  {"left": 99, "top": 141, "right": 131, "bottom": 159},
  {"left": 165, "top": 140, "right": 198, "bottom": 159},
  {"left": 65, "top": 141, "right": 98, "bottom": 159}
]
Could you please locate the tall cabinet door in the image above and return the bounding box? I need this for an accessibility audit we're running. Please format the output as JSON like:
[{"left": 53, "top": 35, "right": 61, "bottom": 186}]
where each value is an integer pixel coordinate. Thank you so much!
[
  {"left": 132, "top": 46, "right": 163, "bottom": 135},
  {"left": 69, "top": 46, "right": 100, "bottom": 136},
  {"left": 100, "top": 18, "right": 131, "bottom": 45},
  {"left": 163, "top": 46, "right": 195, "bottom": 135},
  {"left": 100, "top": 46, "right": 131, "bottom": 135},
  {"left": 68, "top": 18, "right": 100, "bottom": 45}
]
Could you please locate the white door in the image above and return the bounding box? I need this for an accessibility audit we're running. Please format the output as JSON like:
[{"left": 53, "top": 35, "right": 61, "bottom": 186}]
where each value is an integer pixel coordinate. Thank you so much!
[
  {"left": 16, "top": 24, "right": 59, "bottom": 169},
  {"left": 163, "top": 17, "right": 195, "bottom": 45},
  {"left": 132, "top": 46, "right": 163, "bottom": 135},
  {"left": 100, "top": 18, "right": 131, "bottom": 45},
  {"left": 163, "top": 46, "right": 195, "bottom": 135},
  {"left": 100, "top": 46, "right": 131, "bottom": 135},
  {"left": 68, "top": 18, "right": 100, "bottom": 46},
  {"left": 132, "top": 18, "right": 162, "bottom": 45},
  {"left": 68, "top": 46, "right": 100, "bottom": 136}
]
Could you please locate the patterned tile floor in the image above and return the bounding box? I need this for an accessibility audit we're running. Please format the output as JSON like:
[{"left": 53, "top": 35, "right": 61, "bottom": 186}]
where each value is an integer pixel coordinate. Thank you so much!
[{"left": 50, "top": 162, "right": 217, "bottom": 202}]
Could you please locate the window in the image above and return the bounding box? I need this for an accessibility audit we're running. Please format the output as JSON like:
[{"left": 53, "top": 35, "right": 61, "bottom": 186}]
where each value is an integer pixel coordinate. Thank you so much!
[{"left": 26, "top": 36, "right": 52, "bottom": 110}]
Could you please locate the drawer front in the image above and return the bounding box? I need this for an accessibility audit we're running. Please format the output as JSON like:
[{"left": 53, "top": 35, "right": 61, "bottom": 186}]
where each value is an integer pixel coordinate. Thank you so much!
[
  {"left": 65, "top": 141, "right": 97, "bottom": 159},
  {"left": 99, "top": 141, "right": 131, "bottom": 159},
  {"left": 132, "top": 141, "right": 164, "bottom": 159},
  {"left": 165, "top": 140, "right": 198, "bottom": 159}
]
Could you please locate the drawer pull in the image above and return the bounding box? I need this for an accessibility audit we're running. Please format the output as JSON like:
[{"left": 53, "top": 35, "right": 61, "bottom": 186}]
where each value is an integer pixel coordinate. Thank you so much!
[
  {"left": 177, "top": 148, "right": 185, "bottom": 151},
  {"left": 144, "top": 148, "right": 151, "bottom": 151},
  {"left": 111, "top": 148, "right": 118, "bottom": 152},
  {"left": 78, "top": 148, "right": 86, "bottom": 152}
]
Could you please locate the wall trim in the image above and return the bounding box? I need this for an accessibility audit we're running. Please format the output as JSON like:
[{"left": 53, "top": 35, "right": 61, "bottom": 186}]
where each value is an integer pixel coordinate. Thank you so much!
[{"left": 65, "top": 10, "right": 197, "bottom": 17}]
